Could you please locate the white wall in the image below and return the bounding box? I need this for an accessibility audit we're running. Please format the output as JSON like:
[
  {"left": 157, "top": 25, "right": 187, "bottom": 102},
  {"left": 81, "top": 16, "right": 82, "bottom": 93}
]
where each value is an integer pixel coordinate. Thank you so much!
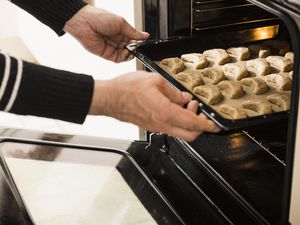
[
  {"left": 0, "top": 0, "right": 139, "bottom": 140},
  {"left": 0, "top": 0, "right": 19, "bottom": 38}
]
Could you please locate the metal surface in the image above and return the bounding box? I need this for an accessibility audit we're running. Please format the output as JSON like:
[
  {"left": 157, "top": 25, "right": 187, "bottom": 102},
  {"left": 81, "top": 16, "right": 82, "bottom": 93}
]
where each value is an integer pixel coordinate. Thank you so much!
[
  {"left": 184, "top": 130, "right": 285, "bottom": 225},
  {"left": 0, "top": 129, "right": 184, "bottom": 225},
  {"left": 128, "top": 131, "right": 287, "bottom": 224},
  {"left": 192, "top": 0, "right": 278, "bottom": 32},
  {"left": 0, "top": 129, "right": 130, "bottom": 225},
  {"left": 128, "top": 133, "right": 234, "bottom": 225},
  {"left": 143, "top": 0, "right": 191, "bottom": 39},
  {"left": 126, "top": 29, "right": 289, "bottom": 131},
  {"left": 245, "top": 1, "right": 300, "bottom": 225}
]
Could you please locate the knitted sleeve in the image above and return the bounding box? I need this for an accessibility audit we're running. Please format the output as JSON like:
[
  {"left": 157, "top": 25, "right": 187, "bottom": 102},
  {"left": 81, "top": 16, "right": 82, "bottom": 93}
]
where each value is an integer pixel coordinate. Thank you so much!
[
  {"left": 11, "top": 0, "right": 87, "bottom": 36},
  {"left": 0, "top": 53, "right": 94, "bottom": 123}
]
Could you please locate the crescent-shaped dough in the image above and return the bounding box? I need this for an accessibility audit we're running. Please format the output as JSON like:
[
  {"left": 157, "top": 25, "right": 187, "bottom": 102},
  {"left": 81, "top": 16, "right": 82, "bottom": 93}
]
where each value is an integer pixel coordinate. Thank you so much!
[
  {"left": 203, "top": 48, "right": 230, "bottom": 65},
  {"left": 200, "top": 67, "right": 226, "bottom": 84},
  {"left": 222, "top": 63, "right": 248, "bottom": 80},
  {"left": 265, "top": 73, "right": 292, "bottom": 91},
  {"left": 267, "top": 93, "right": 291, "bottom": 111},
  {"left": 241, "top": 77, "right": 269, "bottom": 95},
  {"left": 175, "top": 71, "right": 204, "bottom": 89},
  {"left": 160, "top": 57, "right": 185, "bottom": 74},
  {"left": 242, "top": 100, "right": 273, "bottom": 116},
  {"left": 217, "top": 80, "right": 244, "bottom": 99},
  {"left": 266, "top": 56, "right": 293, "bottom": 72},
  {"left": 181, "top": 53, "right": 208, "bottom": 69},
  {"left": 227, "top": 47, "right": 250, "bottom": 61},
  {"left": 246, "top": 58, "right": 271, "bottom": 76},
  {"left": 193, "top": 84, "right": 223, "bottom": 105},
  {"left": 218, "top": 104, "right": 247, "bottom": 119}
]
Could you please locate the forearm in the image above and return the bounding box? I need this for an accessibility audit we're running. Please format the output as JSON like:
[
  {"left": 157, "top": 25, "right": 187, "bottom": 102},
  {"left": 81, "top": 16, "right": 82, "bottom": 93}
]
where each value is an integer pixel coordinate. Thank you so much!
[
  {"left": 11, "top": 0, "right": 86, "bottom": 35},
  {"left": 0, "top": 53, "right": 94, "bottom": 123}
]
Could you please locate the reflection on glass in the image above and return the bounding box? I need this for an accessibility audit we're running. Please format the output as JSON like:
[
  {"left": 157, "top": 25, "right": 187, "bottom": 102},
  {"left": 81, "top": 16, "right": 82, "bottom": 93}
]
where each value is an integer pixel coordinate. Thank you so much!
[{"left": 2, "top": 143, "right": 157, "bottom": 225}]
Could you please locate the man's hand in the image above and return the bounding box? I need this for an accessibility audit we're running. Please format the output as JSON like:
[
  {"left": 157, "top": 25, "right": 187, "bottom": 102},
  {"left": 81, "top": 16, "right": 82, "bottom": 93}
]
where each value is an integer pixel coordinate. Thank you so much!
[
  {"left": 88, "top": 72, "right": 221, "bottom": 141},
  {"left": 64, "top": 5, "right": 149, "bottom": 63}
]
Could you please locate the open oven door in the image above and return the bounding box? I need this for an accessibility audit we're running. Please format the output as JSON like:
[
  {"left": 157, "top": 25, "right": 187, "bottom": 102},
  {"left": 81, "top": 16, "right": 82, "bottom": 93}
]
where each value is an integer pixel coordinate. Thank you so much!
[
  {"left": 0, "top": 129, "right": 235, "bottom": 225},
  {"left": 0, "top": 129, "right": 185, "bottom": 225}
]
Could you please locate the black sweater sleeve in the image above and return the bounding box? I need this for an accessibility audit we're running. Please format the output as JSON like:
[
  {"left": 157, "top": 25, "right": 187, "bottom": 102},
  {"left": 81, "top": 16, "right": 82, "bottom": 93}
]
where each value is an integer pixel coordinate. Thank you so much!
[
  {"left": 11, "top": 0, "right": 87, "bottom": 35},
  {"left": 0, "top": 53, "right": 94, "bottom": 123}
]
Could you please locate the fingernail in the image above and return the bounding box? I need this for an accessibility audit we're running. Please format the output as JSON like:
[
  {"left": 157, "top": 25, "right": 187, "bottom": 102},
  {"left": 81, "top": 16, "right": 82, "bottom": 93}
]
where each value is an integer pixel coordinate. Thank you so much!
[
  {"left": 199, "top": 113, "right": 207, "bottom": 119},
  {"left": 142, "top": 32, "right": 150, "bottom": 37},
  {"left": 182, "top": 92, "right": 192, "bottom": 101}
]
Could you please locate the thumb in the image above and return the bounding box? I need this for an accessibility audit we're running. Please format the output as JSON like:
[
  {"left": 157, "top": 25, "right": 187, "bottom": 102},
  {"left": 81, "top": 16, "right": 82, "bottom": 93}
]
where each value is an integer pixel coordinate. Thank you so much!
[{"left": 122, "top": 20, "right": 150, "bottom": 40}]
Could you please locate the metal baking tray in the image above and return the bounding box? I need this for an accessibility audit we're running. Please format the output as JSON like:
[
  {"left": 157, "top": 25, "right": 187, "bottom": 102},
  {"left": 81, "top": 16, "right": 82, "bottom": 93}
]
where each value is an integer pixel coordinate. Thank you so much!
[{"left": 126, "top": 29, "right": 289, "bottom": 130}]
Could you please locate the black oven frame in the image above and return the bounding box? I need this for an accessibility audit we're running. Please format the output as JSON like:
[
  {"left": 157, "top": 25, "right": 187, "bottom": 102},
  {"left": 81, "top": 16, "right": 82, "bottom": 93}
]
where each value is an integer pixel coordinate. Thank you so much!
[{"left": 141, "top": 0, "right": 300, "bottom": 224}]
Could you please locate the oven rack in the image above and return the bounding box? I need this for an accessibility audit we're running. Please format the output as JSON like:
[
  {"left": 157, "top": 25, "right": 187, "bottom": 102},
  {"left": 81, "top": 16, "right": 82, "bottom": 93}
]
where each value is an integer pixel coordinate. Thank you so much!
[
  {"left": 192, "top": 0, "right": 278, "bottom": 32},
  {"left": 242, "top": 127, "right": 287, "bottom": 166}
]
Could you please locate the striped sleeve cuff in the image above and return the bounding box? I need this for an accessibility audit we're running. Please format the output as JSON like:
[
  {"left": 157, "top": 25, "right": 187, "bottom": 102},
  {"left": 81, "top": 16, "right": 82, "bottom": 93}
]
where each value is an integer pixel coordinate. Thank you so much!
[
  {"left": 0, "top": 54, "right": 23, "bottom": 112},
  {"left": 0, "top": 53, "right": 94, "bottom": 123}
]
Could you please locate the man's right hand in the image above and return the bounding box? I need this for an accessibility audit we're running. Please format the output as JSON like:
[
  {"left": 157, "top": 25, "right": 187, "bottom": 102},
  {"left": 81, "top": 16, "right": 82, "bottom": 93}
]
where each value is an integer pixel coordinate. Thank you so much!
[{"left": 88, "top": 71, "right": 221, "bottom": 141}]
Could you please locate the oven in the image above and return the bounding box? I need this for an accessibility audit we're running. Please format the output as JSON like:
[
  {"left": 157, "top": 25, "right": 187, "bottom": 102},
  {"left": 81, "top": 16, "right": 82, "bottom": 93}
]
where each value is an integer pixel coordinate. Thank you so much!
[
  {"left": 132, "top": 0, "right": 300, "bottom": 224},
  {"left": 0, "top": 1, "right": 300, "bottom": 225}
]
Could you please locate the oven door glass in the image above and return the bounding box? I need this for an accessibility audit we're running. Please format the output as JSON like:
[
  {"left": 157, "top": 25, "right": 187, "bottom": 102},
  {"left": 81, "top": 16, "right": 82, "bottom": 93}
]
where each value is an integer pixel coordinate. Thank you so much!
[{"left": 0, "top": 140, "right": 183, "bottom": 225}]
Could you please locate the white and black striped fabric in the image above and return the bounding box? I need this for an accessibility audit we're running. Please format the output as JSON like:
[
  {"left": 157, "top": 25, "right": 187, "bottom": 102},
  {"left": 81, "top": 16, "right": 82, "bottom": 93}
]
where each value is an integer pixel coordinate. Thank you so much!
[
  {"left": 0, "top": 54, "right": 23, "bottom": 112},
  {"left": 0, "top": 0, "right": 95, "bottom": 123},
  {"left": 0, "top": 53, "right": 94, "bottom": 123}
]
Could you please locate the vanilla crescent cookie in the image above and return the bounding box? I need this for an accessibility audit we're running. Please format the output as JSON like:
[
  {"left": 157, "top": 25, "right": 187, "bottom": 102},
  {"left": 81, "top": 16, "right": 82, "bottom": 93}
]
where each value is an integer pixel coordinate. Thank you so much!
[
  {"left": 193, "top": 84, "right": 223, "bottom": 105},
  {"left": 218, "top": 104, "right": 247, "bottom": 119},
  {"left": 227, "top": 47, "right": 250, "bottom": 61},
  {"left": 181, "top": 53, "right": 208, "bottom": 69},
  {"left": 266, "top": 56, "right": 293, "bottom": 72},
  {"left": 242, "top": 100, "right": 273, "bottom": 116},
  {"left": 222, "top": 62, "right": 248, "bottom": 80},
  {"left": 267, "top": 93, "right": 291, "bottom": 111},
  {"left": 160, "top": 57, "right": 185, "bottom": 74},
  {"left": 175, "top": 71, "right": 204, "bottom": 89},
  {"left": 246, "top": 58, "right": 271, "bottom": 76},
  {"left": 265, "top": 73, "right": 292, "bottom": 91},
  {"left": 203, "top": 48, "right": 230, "bottom": 65},
  {"left": 200, "top": 67, "right": 226, "bottom": 84},
  {"left": 285, "top": 52, "right": 294, "bottom": 63},
  {"left": 241, "top": 77, "right": 269, "bottom": 95},
  {"left": 217, "top": 80, "right": 244, "bottom": 99}
]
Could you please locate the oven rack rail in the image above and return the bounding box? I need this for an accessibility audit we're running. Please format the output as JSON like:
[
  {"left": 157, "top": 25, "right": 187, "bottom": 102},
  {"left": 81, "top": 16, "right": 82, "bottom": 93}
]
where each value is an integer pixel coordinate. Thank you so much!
[{"left": 242, "top": 130, "right": 286, "bottom": 166}]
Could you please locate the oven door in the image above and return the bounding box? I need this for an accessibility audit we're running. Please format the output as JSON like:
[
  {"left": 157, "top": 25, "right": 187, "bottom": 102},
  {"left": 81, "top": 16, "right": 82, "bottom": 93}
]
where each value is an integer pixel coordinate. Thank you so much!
[
  {"left": 0, "top": 134, "right": 186, "bottom": 225},
  {"left": 0, "top": 130, "right": 239, "bottom": 225},
  {"left": 0, "top": 127, "right": 291, "bottom": 225}
]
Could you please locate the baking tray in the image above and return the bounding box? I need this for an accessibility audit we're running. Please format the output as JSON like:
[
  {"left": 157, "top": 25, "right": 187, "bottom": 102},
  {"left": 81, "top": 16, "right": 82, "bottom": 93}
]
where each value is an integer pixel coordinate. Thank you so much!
[{"left": 126, "top": 31, "right": 289, "bottom": 130}]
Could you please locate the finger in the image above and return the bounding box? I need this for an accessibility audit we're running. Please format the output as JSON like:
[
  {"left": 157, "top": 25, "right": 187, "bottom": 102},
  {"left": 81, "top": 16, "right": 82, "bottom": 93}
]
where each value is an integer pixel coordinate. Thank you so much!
[
  {"left": 159, "top": 79, "right": 192, "bottom": 104},
  {"left": 126, "top": 54, "right": 134, "bottom": 61},
  {"left": 122, "top": 21, "right": 150, "bottom": 40},
  {"left": 164, "top": 126, "right": 202, "bottom": 142},
  {"left": 116, "top": 49, "right": 131, "bottom": 63},
  {"left": 169, "top": 103, "right": 221, "bottom": 133},
  {"left": 187, "top": 100, "right": 199, "bottom": 113}
]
